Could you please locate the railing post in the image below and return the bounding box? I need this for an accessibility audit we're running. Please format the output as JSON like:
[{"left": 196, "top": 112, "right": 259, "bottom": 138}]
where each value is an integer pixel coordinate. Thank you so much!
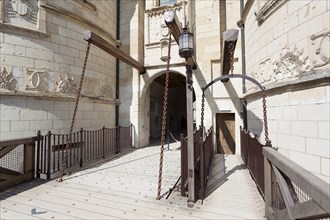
[
  {"left": 180, "top": 134, "right": 185, "bottom": 196},
  {"left": 199, "top": 137, "right": 204, "bottom": 200},
  {"left": 102, "top": 126, "right": 105, "bottom": 158},
  {"left": 264, "top": 154, "right": 273, "bottom": 219},
  {"left": 80, "top": 128, "right": 84, "bottom": 167},
  {"left": 116, "top": 126, "right": 120, "bottom": 153},
  {"left": 36, "top": 131, "right": 41, "bottom": 178},
  {"left": 24, "top": 142, "right": 35, "bottom": 180},
  {"left": 47, "top": 131, "right": 51, "bottom": 179}
]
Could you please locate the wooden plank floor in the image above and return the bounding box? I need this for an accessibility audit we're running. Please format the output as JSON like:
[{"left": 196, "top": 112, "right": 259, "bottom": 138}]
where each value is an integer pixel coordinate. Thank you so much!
[{"left": 0, "top": 142, "right": 265, "bottom": 219}]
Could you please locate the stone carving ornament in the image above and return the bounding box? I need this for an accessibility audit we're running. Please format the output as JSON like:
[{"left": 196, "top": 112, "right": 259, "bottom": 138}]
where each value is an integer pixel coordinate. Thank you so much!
[
  {"left": 55, "top": 74, "right": 77, "bottom": 94},
  {"left": 4, "top": 0, "right": 38, "bottom": 27},
  {"left": 273, "top": 46, "right": 310, "bottom": 80},
  {"left": 310, "top": 30, "right": 330, "bottom": 69},
  {"left": 99, "top": 80, "right": 113, "bottom": 99},
  {"left": 25, "top": 68, "right": 48, "bottom": 91},
  {"left": 0, "top": 67, "right": 17, "bottom": 91}
]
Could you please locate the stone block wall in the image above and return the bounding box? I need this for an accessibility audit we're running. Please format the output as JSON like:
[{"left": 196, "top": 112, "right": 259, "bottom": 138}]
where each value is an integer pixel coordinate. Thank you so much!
[
  {"left": 0, "top": 0, "right": 117, "bottom": 140},
  {"left": 244, "top": 0, "right": 329, "bottom": 181}
]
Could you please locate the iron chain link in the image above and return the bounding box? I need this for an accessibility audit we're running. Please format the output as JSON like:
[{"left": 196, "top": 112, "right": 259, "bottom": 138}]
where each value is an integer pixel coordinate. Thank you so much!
[
  {"left": 229, "top": 42, "right": 235, "bottom": 74},
  {"left": 58, "top": 42, "right": 91, "bottom": 182},
  {"left": 157, "top": 29, "right": 172, "bottom": 200},
  {"left": 262, "top": 92, "right": 271, "bottom": 146},
  {"left": 200, "top": 92, "right": 205, "bottom": 130}
]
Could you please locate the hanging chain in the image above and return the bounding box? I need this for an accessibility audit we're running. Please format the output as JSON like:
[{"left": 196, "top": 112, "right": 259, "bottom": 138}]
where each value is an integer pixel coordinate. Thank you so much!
[
  {"left": 229, "top": 42, "right": 235, "bottom": 74},
  {"left": 200, "top": 92, "right": 205, "bottom": 130},
  {"left": 58, "top": 42, "right": 91, "bottom": 182},
  {"left": 156, "top": 29, "right": 172, "bottom": 200},
  {"left": 262, "top": 92, "right": 271, "bottom": 146}
]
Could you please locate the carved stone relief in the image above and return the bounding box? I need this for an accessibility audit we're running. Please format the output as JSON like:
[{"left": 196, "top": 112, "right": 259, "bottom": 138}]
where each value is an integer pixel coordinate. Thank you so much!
[
  {"left": 273, "top": 46, "right": 310, "bottom": 80},
  {"left": 259, "top": 59, "right": 272, "bottom": 82},
  {"left": 99, "top": 80, "right": 113, "bottom": 99},
  {"left": 4, "top": 0, "right": 38, "bottom": 29},
  {"left": 0, "top": 67, "right": 17, "bottom": 91},
  {"left": 55, "top": 74, "right": 77, "bottom": 94},
  {"left": 310, "top": 30, "right": 330, "bottom": 69},
  {"left": 24, "top": 68, "right": 48, "bottom": 91},
  {"left": 82, "top": 78, "right": 97, "bottom": 97}
]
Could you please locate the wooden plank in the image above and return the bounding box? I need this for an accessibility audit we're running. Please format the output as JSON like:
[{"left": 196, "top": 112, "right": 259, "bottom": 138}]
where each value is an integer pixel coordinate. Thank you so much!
[
  {"left": 0, "top": 137, "right": 35, "bottom": 148},
  {"left": 164, "top": 10, "right": 197, "bottom": 69},
  {"left": 263, "top": 147, "right": 330, "bottom": 213},
  {"left": 271, "top": 164, "right": 295, "bottom": 219},
  {"left": 274, "top": 199, "right": 330, "bottom": 220},
  {"left": 0, "top": 145, "right": 17, "bottom": 158},
  {"left": 84, "top": 30, "right": 145, "bottom": 74}
]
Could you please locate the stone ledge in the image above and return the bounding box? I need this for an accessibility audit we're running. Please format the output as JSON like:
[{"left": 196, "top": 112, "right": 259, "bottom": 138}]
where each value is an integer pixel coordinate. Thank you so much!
[
  {"left": 243, "top": 69, "right": 330, "bottom": 100},
  {"left": 0, "top": 23, "right": 49, "bottom": 39},
  {"left": 0, "top": 91, "right": 119, "bottom": 105}
]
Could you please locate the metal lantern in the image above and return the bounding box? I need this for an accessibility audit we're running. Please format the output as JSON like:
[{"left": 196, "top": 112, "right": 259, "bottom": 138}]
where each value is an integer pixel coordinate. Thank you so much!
[{"left": 179, "top": 27, "right": 194, "bottom": 59}]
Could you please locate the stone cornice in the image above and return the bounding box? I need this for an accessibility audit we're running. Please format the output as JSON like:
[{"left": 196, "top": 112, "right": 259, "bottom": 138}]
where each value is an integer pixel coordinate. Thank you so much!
[
  {"left": 0, "top": 91, "right": 119, "bottom": 105},
  {"left": 145, "top": 1, "right": 185, "bottom": 17},
  {"left": 0, "top": 23, "right": 49, "bottom": 39},
  {"left": 255, "top": 0, "right": 288, "bottom": 26},
  {"left": 243, "top": 69, "right": 330, "bottom": 101}
]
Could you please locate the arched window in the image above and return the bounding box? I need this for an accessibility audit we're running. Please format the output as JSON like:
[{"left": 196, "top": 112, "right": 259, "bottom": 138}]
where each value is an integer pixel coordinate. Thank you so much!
[{"left": 159, "top": 0, "right": 176, "bottom": 6}]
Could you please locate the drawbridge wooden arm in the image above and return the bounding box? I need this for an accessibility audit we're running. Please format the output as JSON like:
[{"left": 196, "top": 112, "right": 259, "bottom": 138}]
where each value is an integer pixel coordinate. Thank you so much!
[
  {"left": 84, "top": 30, "right": 145, "bottom": 74},
  {"left": 164, "top": 11, "right": 197, "bottom": 69}
]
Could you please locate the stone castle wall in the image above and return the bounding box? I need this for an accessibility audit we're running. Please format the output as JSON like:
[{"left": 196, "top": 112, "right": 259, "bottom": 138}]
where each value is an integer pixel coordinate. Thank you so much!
[
  {"left": 0, "top": 0, "right": 117, "bottom": 140},
  {"left": 244, "top": 0, "right": 329, "bottom": 181}
]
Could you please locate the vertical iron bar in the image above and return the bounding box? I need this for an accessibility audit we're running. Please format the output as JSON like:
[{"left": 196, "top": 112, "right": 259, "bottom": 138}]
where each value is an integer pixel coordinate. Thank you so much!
[
  {"left": 53, "top": 134, "right": 55, "bottom": 173},
  {"left": 80, "top": 128, "right": 83, "bottom": 167},
  {"left": 47, "top": 131, "right": 51, "bottom": 179},
  {"left": 36, "top": 131, "right": 41, "bottom": 178}
]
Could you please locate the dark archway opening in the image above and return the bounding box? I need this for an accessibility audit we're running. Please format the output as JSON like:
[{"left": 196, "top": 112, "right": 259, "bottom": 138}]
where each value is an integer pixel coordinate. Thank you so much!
[{"left": 149, "top": 72, "right": 187, "bottom": 144}]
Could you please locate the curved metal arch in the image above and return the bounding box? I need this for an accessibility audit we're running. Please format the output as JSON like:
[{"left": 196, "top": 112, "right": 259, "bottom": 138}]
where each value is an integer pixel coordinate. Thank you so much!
[{"left": 202, "top": 74, "right": 265, "bottom": 92}]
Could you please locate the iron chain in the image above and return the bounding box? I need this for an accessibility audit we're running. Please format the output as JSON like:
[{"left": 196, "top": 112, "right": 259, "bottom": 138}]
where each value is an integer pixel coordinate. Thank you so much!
[
  {"left": 200, "top": 92, "right": 205, "bottom": 130},
  {"left": 58, "top": 42, "right": 91, "bottom": 182},
  {"left": 157, "top": 29, "right": 172, "bottom": 200},
  {"left": 229, "top": 42, "right": 235, "bottom": 74},
  {"left": 262, "top": 92, "right": 271, "bottom": 146}
]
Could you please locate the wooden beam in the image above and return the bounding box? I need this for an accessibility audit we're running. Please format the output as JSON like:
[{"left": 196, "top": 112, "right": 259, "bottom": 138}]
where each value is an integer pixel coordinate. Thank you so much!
[
  {"left": 84, "top": 30, "right": 145, "bottom": 74},
  {"left": 0, "top": 145, "right": 16, "bottom": 159},
  {"left": 221, "top": 29, "right": 239, "bottom": 82},
  {"left": 164, "top": 11, "right": 197, "bottom": 69}
]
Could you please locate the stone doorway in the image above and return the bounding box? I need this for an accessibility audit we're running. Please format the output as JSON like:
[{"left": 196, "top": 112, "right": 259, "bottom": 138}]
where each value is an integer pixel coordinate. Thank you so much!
[{"left": 149, "top": 72, "right": 186, "bottom": 144}]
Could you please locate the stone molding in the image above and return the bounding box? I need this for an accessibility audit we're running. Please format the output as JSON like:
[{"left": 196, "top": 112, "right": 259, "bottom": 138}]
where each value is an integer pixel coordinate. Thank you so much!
[
  {"left": 255, "top": 0, "right": 288, "bottom": 26},
  {"left": 73, "top": 0, "right": 96, "bottom": 12},
  {"left": 244, "top": 69, "right": 330, "bottom": 101}
]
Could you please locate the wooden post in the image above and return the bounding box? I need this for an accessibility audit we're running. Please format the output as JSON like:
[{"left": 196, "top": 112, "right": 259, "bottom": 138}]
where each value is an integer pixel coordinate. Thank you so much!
[
  {"left": 264, "top": 152, "right": 273, "bottom": 219},
  {"left": 24, "top": 143, "right": 35, "bottom": 180},
  {"left": 102, "top": 126, "right": 105, "bottom": 158},
  {"left": 186, "top": 65, "right": 195, "bottom": 206},
  {"left": 199, "top": 137, "right": 204, "bottom": 200}
]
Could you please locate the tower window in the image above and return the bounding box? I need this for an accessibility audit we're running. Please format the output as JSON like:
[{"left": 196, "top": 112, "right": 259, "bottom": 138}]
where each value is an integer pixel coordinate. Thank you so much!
[{"left": 159, "top": 0, "right": 176, "bottom": 6}]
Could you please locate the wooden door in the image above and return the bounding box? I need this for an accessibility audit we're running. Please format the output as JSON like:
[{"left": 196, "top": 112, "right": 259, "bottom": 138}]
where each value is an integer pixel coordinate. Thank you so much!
[{"left": 216, "top": 113, "right": 235, "bottom": 154}]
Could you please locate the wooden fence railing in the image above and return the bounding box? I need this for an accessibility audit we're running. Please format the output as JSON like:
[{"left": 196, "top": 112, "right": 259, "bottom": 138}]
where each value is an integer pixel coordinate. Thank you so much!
[
  {"left": 241, "top": 127, "right": 270, "bottom": 197},
  {"left": 37, "top": 125, "right": 134, "bottom": 179},
  {"left": 0, "top": 137, "right": 36, "bottom": 190},
  {"left": 180, "top": 126, "right": 214, "bottom": 201},
  {"left": 264, "top": 147, "right": 330, "bottom": 219}
]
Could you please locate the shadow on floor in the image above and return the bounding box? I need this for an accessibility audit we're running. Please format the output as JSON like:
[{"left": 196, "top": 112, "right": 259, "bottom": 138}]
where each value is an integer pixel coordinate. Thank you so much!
[{"left": 204, "top": 154, "right": 246, "bottom": 200}]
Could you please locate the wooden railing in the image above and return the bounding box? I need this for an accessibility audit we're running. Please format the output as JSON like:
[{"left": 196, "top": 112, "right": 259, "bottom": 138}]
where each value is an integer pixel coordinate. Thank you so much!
[
  {"left": 0, "top": 137, "right": 37, "bottom": 190},
  {"left": 264, "top": 147, "right": 330, "bottom": 219},
  {"left": 37, "top": 125, "right": 134, "bottom": 179},
  {"left": 198, "top": 126, "right": 213, "bottom": 201},
  {"left": 180, "top": 126, "right": 214, "bottom": 201},
  {"left": 241, "top": 127, "right": 270, "bottom": 197}
]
